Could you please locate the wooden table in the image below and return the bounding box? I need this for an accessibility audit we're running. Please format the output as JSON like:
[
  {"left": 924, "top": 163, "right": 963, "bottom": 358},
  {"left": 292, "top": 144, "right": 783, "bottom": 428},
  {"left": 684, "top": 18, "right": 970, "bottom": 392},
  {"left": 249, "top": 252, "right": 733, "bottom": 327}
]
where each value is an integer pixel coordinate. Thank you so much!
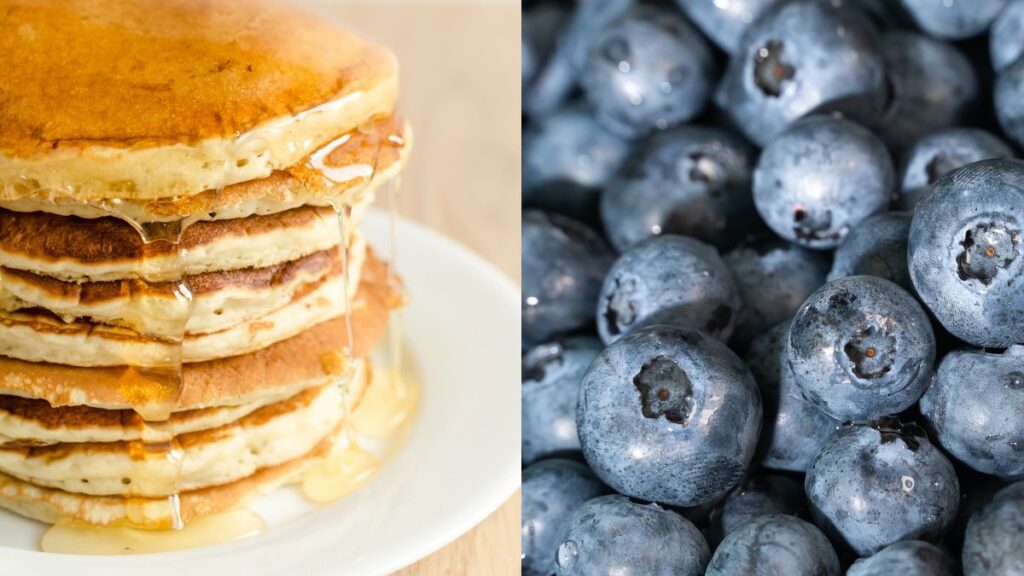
[{"left": 307, "top": 2, "right": 521, "bottom": 574}]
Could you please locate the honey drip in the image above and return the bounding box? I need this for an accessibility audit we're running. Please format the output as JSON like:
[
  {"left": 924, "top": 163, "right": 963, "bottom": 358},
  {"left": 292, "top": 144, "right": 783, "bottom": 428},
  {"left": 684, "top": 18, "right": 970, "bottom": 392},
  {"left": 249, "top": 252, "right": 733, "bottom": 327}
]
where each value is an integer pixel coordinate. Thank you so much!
[
  {"left": 300, "top": 125, "right": 416, "bottom": 504},
  {"left": 101, "top": 211, "right": 200, "bottom": 531},
  {"left": 40, "top": 508, "right": 266, "bottom": 555}
]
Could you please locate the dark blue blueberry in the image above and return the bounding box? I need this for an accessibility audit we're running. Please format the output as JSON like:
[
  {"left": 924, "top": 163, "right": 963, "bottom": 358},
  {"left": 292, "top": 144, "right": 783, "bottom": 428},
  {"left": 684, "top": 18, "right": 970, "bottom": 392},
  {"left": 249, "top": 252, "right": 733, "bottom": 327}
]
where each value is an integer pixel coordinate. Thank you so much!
[
  {"left": 991, "top": 0, "right": 1024, "bottom": 72},
  {"left": 522, "top": 459, "right": 611, "bottom": 576},
  {"left": 600, "top": 126, "right": 756, "bottom": 252},
  {"left": 578, "top": 326, "right": 761, "bottom": 506},
  {"left": 581, "top": 6, "right": 715, "bottom": 139},
  {"left": 848, "top": 540, "right": 959, "bottom": 576},
  {"left": 523, "top": 104, "right": 632, "bottom": 220},
  {"left": 806, "top": 419, "right": 960, "bottom": 556},
  {"left": 908, "top": 159, "right": 1024, "bottom": 348},
  {"left": 596, "top": 235, "right": 740, "bottom": 344},
  {"left": 522, "top": 337, "right": 604, "bottom": 464},
  {"left": 707, "top": 473, "right": 807, "bottom": 546},
  {"left": 715, "top": 0, "right": 886, "bottom": 146},
  {"left": 674, "top": 0, "right": 774, "bottom": 54},
  {"left": 829, "top": 212, "right": 914, "bottom": 291},
  {"left": 995, "top": 57, "right": 1024, "bottom": 148},
  {"left": 705, "top": 515, "right": 841, "bottom": 576},
  {"left": 725, "top": 243, "right": 828, "bottom": 349},
  {"left": 745, "top": 322, "right": 839, "bottom": 472},
  {"left": 752, "top": 116, "right": 893, "bottom": 249},
  {"left": 523, "top": 210, "right": 614, "bottom": 345},
  {"left": 899, "top": 0, "right": 1008, "bottom": 40},
  {"left": 554, "top": 495, "right": 710, "bottom": 576},
  {"left": 788, "top": 276, "right": 935, "bottom": 421},
  {"left": 523, "top": 3, "right": 571, "bottom": 112},
  {"left": 877, "top": 32, "right": 977, "bottom": 152},
  {"left": 962, "top": 481, "right": 1024, "bottom": 575},
  {"left": 524, "top": 0, "right": 634, "bottom": 117},
  {"left": 897, "top": 128, "right": 1013, "bottom": 211},
  {"left": 920, "top": 345, "right": 1024, "bottom": 479}
]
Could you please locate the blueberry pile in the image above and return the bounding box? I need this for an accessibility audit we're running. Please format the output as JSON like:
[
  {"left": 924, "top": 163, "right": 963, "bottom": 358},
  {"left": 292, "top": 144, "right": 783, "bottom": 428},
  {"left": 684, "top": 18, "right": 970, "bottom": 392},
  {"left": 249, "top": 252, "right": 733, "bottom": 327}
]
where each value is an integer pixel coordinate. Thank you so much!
[{"left": 522, "top": 1, "right": 1024, "bottom": 574}]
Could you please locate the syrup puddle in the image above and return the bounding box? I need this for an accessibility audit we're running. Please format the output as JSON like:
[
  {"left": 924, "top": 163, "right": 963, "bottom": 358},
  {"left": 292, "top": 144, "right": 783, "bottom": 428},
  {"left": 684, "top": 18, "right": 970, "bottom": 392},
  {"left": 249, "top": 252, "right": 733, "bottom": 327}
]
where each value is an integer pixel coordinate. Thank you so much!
[{"left": 40, "top": 508, "right": 266, "bottom": 555}]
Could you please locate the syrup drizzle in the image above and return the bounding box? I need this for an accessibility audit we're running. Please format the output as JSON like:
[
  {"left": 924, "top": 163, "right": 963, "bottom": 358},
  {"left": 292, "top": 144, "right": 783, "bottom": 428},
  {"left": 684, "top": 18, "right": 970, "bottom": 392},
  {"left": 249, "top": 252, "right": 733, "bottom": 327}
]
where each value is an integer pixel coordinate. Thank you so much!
[{"left": 300, "top": 123, "right": 417, "bottom": 503}]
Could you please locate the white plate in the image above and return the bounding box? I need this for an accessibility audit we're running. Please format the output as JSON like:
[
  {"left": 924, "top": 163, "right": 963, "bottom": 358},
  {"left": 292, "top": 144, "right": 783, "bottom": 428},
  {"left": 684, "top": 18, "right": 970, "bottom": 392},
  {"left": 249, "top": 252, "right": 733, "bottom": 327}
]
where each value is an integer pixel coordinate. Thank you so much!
[{"left": 0, "top": 209, "right": 521, "bottom": 575}]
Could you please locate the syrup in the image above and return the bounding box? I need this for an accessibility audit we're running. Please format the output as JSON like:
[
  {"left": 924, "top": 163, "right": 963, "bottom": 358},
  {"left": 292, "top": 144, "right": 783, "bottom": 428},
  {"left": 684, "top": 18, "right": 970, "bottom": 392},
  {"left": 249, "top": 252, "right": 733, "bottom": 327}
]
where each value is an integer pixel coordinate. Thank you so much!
[
  {"left": 300, "top": 132, "right": 416, "bottom": 504},
  {"left": 100, "top": 212, "right": 199, "bottom": 531},
  {"left": 40, "top": 508, "right": 265, "bottom": 555}
]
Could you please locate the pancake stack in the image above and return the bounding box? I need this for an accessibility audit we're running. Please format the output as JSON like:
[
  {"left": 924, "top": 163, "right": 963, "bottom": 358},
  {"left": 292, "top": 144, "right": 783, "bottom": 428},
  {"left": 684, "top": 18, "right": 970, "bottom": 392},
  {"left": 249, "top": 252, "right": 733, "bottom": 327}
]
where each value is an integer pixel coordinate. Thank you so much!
[{"left": 0, "top": 0, "right": 408, "bottom": 528}]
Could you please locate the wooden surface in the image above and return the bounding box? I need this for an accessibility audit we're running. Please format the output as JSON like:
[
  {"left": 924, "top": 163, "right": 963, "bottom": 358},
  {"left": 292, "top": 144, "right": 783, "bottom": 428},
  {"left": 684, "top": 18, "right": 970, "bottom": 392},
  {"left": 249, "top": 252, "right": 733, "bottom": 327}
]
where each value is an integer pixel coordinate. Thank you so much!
[{"left": 308, "top": 2, "right": 521, "bottom": 574}]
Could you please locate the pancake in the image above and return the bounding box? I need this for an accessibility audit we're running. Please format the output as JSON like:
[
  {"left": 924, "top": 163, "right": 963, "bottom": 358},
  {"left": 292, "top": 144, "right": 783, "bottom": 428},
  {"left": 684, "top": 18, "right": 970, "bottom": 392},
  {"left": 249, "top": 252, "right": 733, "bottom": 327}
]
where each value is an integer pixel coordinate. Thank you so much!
[
  {"left": 0, "top": 390, "right": 298, "bottom": 446},
  {"left": 0, "top": 236, "right": 363, "bottom": 338},
  {"left": 0, "top": 236, "right": 367, "bottom": 362},
  {"left": 0, "top": 0, "right": 400, "bottom": 202},
  {"left": 0, "top": 266, "right": 359, "bottom": 367},
  {"left": 0, "top": 371, "right": 365, "bottom": 497},
  {"left": 0, "top": 251, "right": 401, "bottom": 411},
  {"left": 0, "top": 425, "right": 341, "bottom": 529},
  {"left": 0, "top": 201, "right": 370, "bottom": 283},
  {"left": 0, "top": 116, "right": 410, "bottom": 224}
]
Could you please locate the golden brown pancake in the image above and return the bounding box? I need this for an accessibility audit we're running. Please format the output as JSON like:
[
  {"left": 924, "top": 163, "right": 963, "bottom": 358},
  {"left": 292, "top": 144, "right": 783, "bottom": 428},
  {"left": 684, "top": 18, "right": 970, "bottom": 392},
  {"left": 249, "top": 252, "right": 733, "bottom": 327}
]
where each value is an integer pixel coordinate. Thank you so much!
[
  {"left": 0, "top": 0, "right": 400, "bottom": 202},
  {"left": 0, "top": 376, "right": 364, "bottom": 497},
  {"left": 0, "top": 426, "right": 341, "bottom": 529},
  {"left": 0, "top": 115, "right": 410, "bottom": 223},
  {"left": 0, "top": 251, "right": 401, "bottom": 411},
  {"left": 0, "top": 241, "right": 358, "bottom": 339},
  {"left": 0, "top": 203, "right": 363, "bottom": 282}
]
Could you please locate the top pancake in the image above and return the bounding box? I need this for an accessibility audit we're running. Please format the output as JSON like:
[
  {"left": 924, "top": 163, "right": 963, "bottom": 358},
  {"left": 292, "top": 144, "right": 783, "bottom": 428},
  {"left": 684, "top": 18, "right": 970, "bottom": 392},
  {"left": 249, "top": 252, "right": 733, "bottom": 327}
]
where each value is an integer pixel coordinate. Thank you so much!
[{"left": 0, "top": 0, "right": 400, "bottom": 202}]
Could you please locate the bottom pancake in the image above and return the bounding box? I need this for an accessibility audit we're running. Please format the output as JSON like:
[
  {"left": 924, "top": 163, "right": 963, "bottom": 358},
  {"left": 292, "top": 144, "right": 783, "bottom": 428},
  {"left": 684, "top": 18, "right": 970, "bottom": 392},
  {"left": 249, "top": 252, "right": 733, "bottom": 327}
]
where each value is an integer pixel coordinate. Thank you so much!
[
  {"left": 0, "top": 360, "right": 368, "bottom": 497},
  {"left": 0, "top": 426, "right": 342, "bottom": 529}
]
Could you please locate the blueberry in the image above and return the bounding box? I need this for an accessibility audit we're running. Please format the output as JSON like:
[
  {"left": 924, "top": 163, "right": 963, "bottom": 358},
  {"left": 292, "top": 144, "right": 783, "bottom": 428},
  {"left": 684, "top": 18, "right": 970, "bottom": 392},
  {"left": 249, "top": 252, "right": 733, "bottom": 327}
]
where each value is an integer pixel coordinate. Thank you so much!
[
  {"left": 596, "top": 235, "right": 740, "bottom": 344},
  {"left": 848, "top": 540, "right": 959, "bottom": 576},
  {"left": 674, "top": 0, "right": 775, "bottom": 54},
  {"left": 581, "top": 5, "right": 715, "bottom": 139},
  {"left": 962, "top": 480, "right": 1024, "bottom": 575},
  {"left": 920, "top": 345, "right": 1024, "bottom": 479},
  {"left": 523, "top": 104, "right": 632, "bottom": 220},
  {"left": 908, "top": 158, "right": 1024, "bottom": 348},
  {"left": 991, "top": 0, "right": 1024, "bottom": 72},
  {"left": 525, "top": 0, "right": 635, "bottom": 117},
  {"left": 578, "top": 326, "right": 761, "bottom": 506},
  {"left": 745, "top": 322, "right": 840, "bottom": 472},
  {"left": 788, "top": 276, "right": 935, "bottom": 421},
  {"left": 995, "top": 57, "right": 1024, "bottom": 148},
  {"left": 554, "top": 495, "right": 710, "bottom": 576},
  {"left": 715, "top": 0, "right": 886, "bottom": 146},
  {"left": 705, "top": 515, "right": 841, "bottom": 576},
  {"left": 897, "top": 128, "right": 1014, "bottom": 211},
  {"left": 752, "top": 116, "right": 893, "bottom": 249},
  {"left": 828, "top": 212, "right": 914, "bottom": 291},
  {"left": 877, "top": 32, "right": 977, "bottom": 152},
  {"left": 523, "top": 210, "right": 614, "bottom": 344},
  {"left": 806, "top": 419, "right": 960, "bottom": 556},
  {"left": 600, "top": 126, "right": 756, "bottom": 252},
  {"left": 523, "top": 4, "right": 571, "bottom": 110},
  {"left": 899, "top": 0, "right": 1008, "bottom": 40},
  {"left": 522, "top": 459, "right": 611, "bottom": 576},
  {"left": 522, "top": 337, "right": 603, "bottom": 464},
  {"left": 725, "top": 243, "right": 828, "bottom": 349},
  {"left": 707, "top": 473, "right": 807, "bottom": 546}
]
